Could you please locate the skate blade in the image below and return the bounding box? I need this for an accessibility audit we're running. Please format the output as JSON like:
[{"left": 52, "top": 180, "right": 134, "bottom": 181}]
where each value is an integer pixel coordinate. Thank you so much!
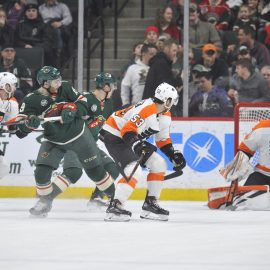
[
  {"left": 104, "top": 213, "right": 131, "bottom": 222},
  {"left": 140, "top": 210, "right": 169, "bottom": 221},
  {"left": 29, "top": 212, "right": 48, "bottom": 218}
]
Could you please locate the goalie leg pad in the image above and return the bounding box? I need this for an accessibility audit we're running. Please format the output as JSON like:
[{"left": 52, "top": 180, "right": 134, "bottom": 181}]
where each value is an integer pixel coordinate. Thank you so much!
[{"left": 208, "top": 185, "right": 270, "bottom": 210}]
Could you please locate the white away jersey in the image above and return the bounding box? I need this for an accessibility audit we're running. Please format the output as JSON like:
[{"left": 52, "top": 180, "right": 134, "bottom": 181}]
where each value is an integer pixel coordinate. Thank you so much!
[
  {"left": 239, "top": 119, "right": 270, "bottom": 176},
  {"left": 103, "top": 98, "right": 172, "bottom": 148},
  {"left": 0, "top": 97, "right": 19, "bottom": 122}
]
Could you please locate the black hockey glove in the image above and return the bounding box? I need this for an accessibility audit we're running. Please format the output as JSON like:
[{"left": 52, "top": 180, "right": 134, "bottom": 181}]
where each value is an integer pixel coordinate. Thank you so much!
[
  {"left": 171, "top": 150, "right": 186, "bottom": 171},
  {"left": 133, "top": 141, "right": 157, "bottom": 165},
  {"left": 160, "top": 143, "right": 186, "bottom": 171},
  {"left": 61, "top": 103, "right": 77, "bottom": 124},
  {"left": 25, "top": 115, "right": 40, "bottom": 129}
]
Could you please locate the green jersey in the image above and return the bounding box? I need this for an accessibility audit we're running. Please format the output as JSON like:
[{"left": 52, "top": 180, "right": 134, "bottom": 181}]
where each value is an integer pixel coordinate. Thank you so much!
[
  {"left": 84, "top": 92, "right": 113, "bottom": 141},
  {"left": 19, "top": 81, "right": 88, "bottom": 144}
]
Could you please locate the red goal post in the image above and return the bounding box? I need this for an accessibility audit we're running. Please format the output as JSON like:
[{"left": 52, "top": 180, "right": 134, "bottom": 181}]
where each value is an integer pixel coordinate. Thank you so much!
[{"left": 234, "top": 102, "right": 270, "bottom": 154}]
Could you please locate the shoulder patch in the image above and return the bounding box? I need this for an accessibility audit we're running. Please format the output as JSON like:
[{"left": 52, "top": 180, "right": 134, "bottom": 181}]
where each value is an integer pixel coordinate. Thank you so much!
[{"left": 40, "top": 99, "right": 48, "bottom": 107}]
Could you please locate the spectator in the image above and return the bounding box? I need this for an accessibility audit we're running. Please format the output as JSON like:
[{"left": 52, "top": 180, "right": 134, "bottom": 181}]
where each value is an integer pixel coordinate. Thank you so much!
[
  {"left": 232, "top": 4, "right": 257, "bottom": 32},
  {"left": 0, "top": 44, "right": 32, "bottom": 103},
  {"left": 189, "top": 70, "right": 233, "bottom": 117},
  {"left": 156, "top": 5, "right": 180, "bottom": 42},
  {"left": 237, "top": 25, "right": 270, "bottom": 69},
  {"left": 247, "top": 0, "right": 260, "bottom": 21},
  {"left": 229, "top": 58, "right": 270, "bottom": 102},
  {"left": 14, "top": 3, "right": 54, "bottom": 65},
  {"left": 260, "top": 65, "right": 270, "bottom": 90},
  {"left": 0, "top": 7, "right": 14, "bottom": 48},
  {"left": 188, "top": 64, "right": 211, "bottom": 101},
  {"left": 142, "top": 38, "right": 182, "bottom": 100},
  {"left": 6, "top": 0, "right": 27, "bottom": 29},
  {"left": 231, "top": 45, "right": 258, "bottom": 74},
  {"left": 195, "top": 43, "right": 229, "bottom": 84},
  {"left": 144, "top": 25, "right": 159, "bottom": 46},
  {"left": 120, "top": 41, "right": 144, "bottom": 79},
  {"left": 39, "top": 0, "right": 74, "bottom": 67},
  {"left": 198, "top": 0, "right": 231, "bottom": 31},
  {"left": 188, "top": 3, "right": 222, "bottom": 60},
  {"left": 121, "top": 44, "right": 157, "bottom": 107}
]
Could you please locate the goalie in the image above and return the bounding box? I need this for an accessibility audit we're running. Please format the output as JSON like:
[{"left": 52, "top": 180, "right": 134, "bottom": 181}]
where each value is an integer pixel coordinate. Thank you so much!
[
  {"left": 0, "top": 72, "right": 18, "bottom": 180},
  {"left": 209, "top": 119, "right": 270, "bottom": 210}
]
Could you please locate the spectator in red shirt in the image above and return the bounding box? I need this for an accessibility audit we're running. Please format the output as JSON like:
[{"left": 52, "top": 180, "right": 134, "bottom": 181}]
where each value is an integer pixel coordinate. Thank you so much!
[{"left": 156, "top": 5, "right": 180, "bottom": 42}]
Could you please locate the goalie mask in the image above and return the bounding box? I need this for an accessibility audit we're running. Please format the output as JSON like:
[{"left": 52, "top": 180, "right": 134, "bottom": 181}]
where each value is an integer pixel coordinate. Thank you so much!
[
  {"left": 95, "top": 72, "right": 116, "bottom": 91},
  {"left": 0, "top": 72, "right": 17, "bottom": 99},
  {"left": 36, "top": 66, "right": 61, "bottom": 87},
  {"left": 154, "top": 82, "right": 178, "bottom": 110}
]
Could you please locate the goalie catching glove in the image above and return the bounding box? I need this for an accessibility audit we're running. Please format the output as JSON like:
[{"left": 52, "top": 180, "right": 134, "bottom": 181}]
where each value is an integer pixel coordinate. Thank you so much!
[
  {"left": 61, "top": 103, "right": 77, "bottom": 124},
  {"left": 219, "top": 151, "right": 254, "bottom": 182},
  {"left": 160, "top": 143, "right": 186, "bottom": 171}
]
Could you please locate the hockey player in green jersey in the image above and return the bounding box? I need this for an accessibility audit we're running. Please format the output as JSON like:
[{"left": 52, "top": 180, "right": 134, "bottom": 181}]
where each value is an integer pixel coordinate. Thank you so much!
[
  {"left": 16, "top": 66, "right": 115, "bottom": 217},
  {"left": 55, "top": 72, "right": 119, "bottom": 209}
]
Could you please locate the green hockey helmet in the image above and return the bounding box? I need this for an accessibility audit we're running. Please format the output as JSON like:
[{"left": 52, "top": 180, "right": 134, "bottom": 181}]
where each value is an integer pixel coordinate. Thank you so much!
[
  {"left": 95, "top": 72, "right": 115, "bottom": 89},
  {"left": 36, "top": 66, "right": 61, "bottom": 86}
]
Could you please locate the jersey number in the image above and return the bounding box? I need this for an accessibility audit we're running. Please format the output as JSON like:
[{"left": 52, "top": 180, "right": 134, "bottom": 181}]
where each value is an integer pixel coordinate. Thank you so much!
[{"left": 130, "top": 114, "right": 144, "bottom": 127}]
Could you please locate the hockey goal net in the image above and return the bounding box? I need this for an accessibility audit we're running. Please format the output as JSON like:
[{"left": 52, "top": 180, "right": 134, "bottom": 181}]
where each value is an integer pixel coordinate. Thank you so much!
[{"left": 234, "top": 102, "right": 270, "bottom": 159}]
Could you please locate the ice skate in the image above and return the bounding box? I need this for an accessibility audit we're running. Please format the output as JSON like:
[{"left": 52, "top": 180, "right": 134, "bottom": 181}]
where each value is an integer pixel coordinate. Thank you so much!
[
  {"left": 87, "top": 187, "right": 109, "bottom": 210},
  {"left": 29, "top": 196, "right": 53, "bottom": 217},
  {"left": 104, "top": 199, "right": 132, "bottom": 222},
  {"left": 140, "top": 196, "right": 169, "bottom": 221}
]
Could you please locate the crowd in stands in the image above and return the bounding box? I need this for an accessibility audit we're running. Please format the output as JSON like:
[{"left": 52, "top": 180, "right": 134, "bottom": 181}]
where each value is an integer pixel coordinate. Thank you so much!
[
  {"left": 120, "top": 0, "right": 270, "bottom": 117},
  {"left": 2, "top": 0, "right": 270, "bottom": 117},
  {"left": 0, "top": 0, "right": 110, "bottom": 104}
]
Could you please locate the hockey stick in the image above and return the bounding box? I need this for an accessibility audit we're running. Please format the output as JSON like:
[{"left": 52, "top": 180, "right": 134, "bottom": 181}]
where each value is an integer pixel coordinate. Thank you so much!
[
  {"left": 1, "top": 116, "right": 62, "bottom": 126},
  {"left": 164, "top": 170, "right": 183, "bottom": 180},
  {"left": 225, "top": 179, "right": 238, "bottom": 209}
]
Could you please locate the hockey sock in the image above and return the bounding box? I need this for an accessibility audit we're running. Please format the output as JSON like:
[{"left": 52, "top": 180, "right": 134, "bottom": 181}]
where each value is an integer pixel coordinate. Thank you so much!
[
  {"left": 114, "top": 177, "right": 137, "bottom": 203},
  {"left": 147, "top": 172, "right": 164, "bottom": 198}
]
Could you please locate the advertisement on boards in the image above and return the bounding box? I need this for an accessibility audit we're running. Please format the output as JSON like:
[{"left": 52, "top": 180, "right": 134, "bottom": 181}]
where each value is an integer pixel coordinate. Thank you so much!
[{"left": 0, "top": 119, "right": 234, "bottom": 189}]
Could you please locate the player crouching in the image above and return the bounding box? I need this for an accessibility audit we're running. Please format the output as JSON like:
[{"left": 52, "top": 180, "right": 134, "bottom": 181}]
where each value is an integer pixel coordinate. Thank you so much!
[
  {"left": 101, "top": 82, "right": 186, "bottom": 221},
  {"left": 209, "top": 119, "right": 270, "bottom": 210}
]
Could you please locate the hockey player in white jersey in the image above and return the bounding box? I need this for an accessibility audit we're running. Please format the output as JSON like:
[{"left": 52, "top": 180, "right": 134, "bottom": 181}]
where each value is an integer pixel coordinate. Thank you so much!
[
  {"left": 101, "top": 82, "right": 186, "bottom": 221},
  {"left": 0, "top": 72, "right": 18, "bottom": 179},
  {"left": 209, "top": 119, "right": 270, "bottom": 210}
]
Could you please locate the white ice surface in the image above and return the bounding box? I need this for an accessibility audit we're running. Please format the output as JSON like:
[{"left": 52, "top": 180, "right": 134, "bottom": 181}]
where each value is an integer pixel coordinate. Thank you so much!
[{"left": 0, "top": 199, "right": 270, "bottom": 270}]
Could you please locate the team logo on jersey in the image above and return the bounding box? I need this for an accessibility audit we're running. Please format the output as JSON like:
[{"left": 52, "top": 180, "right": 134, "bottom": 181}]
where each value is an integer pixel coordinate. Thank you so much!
[
  {"left": 41, "top": 152, "right": 49, "bottom": 158},
  {"left": 91, "top": 104, "right": 97, "bottom": 112},
  {"left": 40, "top": 99, "right": 48, "bottom": 107},
  {"left": 183, "top": 132, "right": 222, "bottom": 172}
]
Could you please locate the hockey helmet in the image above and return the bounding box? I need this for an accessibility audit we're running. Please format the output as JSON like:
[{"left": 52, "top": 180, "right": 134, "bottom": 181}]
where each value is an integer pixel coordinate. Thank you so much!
[
  {"left": 36, "top": 66, "right": 61, "bottom": 86},
  {"left": 154, "top": 82, "right": 178, "bottom": 108},
  {"left": 0, "top": 72, "right": 18, "bottom": 98},
  {"left": 95, "top": 72, "right": 115, "bottom": 89}
]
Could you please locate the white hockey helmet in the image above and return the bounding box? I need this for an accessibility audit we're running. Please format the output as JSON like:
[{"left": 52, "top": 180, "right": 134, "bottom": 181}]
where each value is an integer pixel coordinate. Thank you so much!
[
  {"left": 154, "top": 82, "right": 178, "bottom": 109},
  {"left": 0, "top": 72, "right": 17, "bottom": 99}
]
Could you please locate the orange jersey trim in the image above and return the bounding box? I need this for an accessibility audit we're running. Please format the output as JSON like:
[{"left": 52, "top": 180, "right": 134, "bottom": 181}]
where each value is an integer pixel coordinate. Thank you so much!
[
  {"left": 106, "top": 116, "right": 120, "bottom": 131},
  {"left": 238, "top": 142, "right": 255, "bottom": 156},
  {"left": 256, "top": 164, "right": 270, "bottom": 173},
  {"left": 156, "top": 138, "right": 172, "bottom": 149},
  {"left": 121, "top": 103, "right": 157, "bottom": 137}
]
